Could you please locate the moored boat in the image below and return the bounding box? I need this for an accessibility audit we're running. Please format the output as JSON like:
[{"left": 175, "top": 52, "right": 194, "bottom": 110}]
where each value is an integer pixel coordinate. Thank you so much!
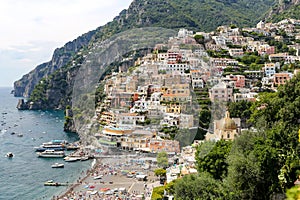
[
  {"left": 37, "top": 149, "right": 65, "bottom": 158},
  {"left": 35, "top": 147, "right": 65, "bottom": 152},
  {"left": 64, "top": 156, "right": 80, "bottom": 162},
  {"left": 41, "top": 140, "right": 68, "bottom": 148}
]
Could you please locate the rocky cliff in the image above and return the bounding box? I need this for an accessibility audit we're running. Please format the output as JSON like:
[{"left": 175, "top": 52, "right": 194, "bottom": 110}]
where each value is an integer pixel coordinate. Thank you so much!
[{"left": 13, "top": 30, "right": 96, "bottom": 97}]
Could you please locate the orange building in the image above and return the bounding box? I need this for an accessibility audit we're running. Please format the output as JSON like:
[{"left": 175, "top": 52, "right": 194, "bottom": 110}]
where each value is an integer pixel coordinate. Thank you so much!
[{"left": 273, "top": 73, "right": 291, "bottom": 87}]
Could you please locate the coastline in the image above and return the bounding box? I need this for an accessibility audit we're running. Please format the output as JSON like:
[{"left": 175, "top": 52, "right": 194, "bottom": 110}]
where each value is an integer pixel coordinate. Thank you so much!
[
  {"left": 53, "top": 154, "right": 160, "bottom": 200},
  {"left": 54, "top": 158, "right": 99, "bottom": 199}
]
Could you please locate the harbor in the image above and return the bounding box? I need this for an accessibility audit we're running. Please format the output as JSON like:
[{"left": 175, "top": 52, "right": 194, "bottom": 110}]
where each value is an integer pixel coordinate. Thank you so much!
[{"left": 0, "top": 88, "right": 92, "bottom": 200}]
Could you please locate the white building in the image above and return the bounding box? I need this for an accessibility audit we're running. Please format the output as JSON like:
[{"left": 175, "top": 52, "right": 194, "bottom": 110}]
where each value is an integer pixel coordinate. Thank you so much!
[
  {"left": 116, "top": 113, "right": 145, "bottom": 127},
  {"left": 166, "top": 63, "right": 190, "bottom": 74}
]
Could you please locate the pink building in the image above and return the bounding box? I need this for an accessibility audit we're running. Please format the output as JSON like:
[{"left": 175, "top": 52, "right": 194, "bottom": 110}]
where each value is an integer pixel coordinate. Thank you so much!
[{"left": 209, "top": 82, "right": 233, "bottom": 102}]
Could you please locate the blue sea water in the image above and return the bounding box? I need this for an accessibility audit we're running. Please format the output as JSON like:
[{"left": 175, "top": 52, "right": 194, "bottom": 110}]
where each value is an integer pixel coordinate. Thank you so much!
[{"left": 0, "top": 87, "right": 91, "bottom": 200}]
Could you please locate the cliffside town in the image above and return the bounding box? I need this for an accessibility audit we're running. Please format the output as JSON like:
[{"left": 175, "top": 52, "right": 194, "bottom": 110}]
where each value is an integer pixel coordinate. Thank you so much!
[{"left": 90, "top": 18, "right": 300, "bottom": 163}]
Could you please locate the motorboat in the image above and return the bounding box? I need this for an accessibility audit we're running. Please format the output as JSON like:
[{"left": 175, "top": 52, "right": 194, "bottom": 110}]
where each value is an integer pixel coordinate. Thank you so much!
[
  {"left": 41, "top": 140, "right": 68, "bottom": 148},
  {"left": 64, "top": 156, "right": 80, "bottom": 162},
  {"left": 6, "top": 152, "right": 13, "bottom": 158},
  {"left": 37, "top": 149, "right": 65, "bottom": 158},
  {"left": 44, "top": 180, "right": 62, "bottom": 186},
  {"left": 51, "top": 163, "right": 64, "bottom": 168},
  {"left": 93, "top": 175, "right": 103, "bottom": 180},
  {"left": 35, "top": 147, "right": 65, "bottom": 152}
]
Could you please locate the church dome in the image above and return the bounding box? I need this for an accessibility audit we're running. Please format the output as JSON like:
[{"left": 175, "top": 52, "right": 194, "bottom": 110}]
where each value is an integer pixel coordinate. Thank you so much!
[{"left": 222, "top": 111, "right": 237, "bottom": 130}]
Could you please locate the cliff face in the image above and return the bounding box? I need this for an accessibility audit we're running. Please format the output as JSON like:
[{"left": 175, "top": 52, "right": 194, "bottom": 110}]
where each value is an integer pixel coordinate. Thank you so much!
[{"left": 13, "top": 30, "right": 96, "bottom": 97}]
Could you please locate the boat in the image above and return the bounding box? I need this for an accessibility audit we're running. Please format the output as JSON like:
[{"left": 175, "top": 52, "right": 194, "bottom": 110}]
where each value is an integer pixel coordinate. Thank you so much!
[
  {"left": 64, "top": 156, "right": 80, "bottom": 162},
  {"left": 37, "top": 149, "right": 65, "bottom": 158},
  {"left": 43, "top": 140, "right": 68, "bottom": 145},
  {"left": 41, "top": 140, "right": 68, "bottom": 148},
  {"left": 5, "top": 152, "right": 13, "bottom": 158},
  {"left": 44, "top": 180, "right": 65, "bottom": 186},
  {"left": 51, "top": 163, "right": 64, "bottom": 168},
  {"left": 93, "top": 175, "right": 103, "bottom": 180},
  {"left": 34, "top": 147, "right": 65, "bottom": 152}
]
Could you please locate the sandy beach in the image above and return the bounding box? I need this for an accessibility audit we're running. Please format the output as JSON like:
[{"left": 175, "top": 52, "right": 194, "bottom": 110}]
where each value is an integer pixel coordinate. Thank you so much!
[{"left": 53, "top": 155, "right": 161, "bottom": 200}]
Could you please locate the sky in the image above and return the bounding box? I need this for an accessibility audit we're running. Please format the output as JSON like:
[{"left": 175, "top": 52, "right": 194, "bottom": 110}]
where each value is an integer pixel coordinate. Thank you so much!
[{"left": 0, "top": 0, "right": 133, "bottom": 87}]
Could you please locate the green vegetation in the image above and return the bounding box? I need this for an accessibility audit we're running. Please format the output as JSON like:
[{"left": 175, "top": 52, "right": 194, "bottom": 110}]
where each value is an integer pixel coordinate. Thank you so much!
[
  {"left": 196, "top": 140, "right": 232, "bottom": 180},
  {"left": 207, "top": 49, "right": 231, "bottom": 58},
  {"left": 174, "top": 173, "right": 228, "bottom": 200},
  {"left": 227, "top": 100, "right": 253, "bottom": 122},
  {"left": 157, "top": 151, "right": 169, "bottom": 169},
  {"left": 154, "top": 168, "right": 167, "bottom": 177},
  {"left": 166, "top": 74, "right": 300, "bottom": 199},
  {"left": 194, "top": 34, "right": 205, "bottom": 44},
  {"left": 269, "top": 4, "right": 300, "bottom": 23},
  {"left": 236, "top": 51, "right": 268, "bottom": 65}
]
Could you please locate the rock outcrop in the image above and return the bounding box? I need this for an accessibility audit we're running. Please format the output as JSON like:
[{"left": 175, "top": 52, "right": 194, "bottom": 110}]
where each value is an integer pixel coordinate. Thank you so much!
[{"left": 16, "top": 99, "right": 28, "bottom": 110}]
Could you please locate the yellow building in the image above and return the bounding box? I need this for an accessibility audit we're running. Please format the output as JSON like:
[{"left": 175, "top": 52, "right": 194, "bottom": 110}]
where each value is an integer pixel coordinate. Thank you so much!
[{"left": 205, "top": 111, "right": 240, "bottom": 141}]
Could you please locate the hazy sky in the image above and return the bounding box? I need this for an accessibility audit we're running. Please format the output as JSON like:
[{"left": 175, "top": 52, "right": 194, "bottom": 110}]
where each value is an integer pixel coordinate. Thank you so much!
[{"left": 0, "top": 0, "right": 133, "bottom": 87}]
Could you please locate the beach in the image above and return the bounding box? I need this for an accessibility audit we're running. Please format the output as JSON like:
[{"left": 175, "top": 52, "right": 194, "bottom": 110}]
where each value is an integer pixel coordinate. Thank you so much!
[{"left": 54, "top": 154, "right": 161, "bottom": 200}]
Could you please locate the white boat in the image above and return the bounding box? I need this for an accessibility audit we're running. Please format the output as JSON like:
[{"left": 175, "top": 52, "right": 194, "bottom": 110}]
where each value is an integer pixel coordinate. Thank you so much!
[
  {"left": 41, "top": 140, "right": 68, "bottom": 148},
  {"left": 51, "top": 163, "right": 64, "bottom": 168},
  {"left": 5, "top": 152, "right": 13, "bottom": 158},
  {"left": 64, "top": 156, "right": 80, "bottom": 162},
  {"left": 37, "top": 149, "right": 65, "bottom": 158},
  {"left": 93, "top": 175, "right": 103, "bottom": 180}
]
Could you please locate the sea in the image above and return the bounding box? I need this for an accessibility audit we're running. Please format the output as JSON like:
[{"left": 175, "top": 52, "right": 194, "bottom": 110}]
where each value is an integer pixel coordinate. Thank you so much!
[{"left": 0, "top": 87, "right": 92, "bottom": 200}]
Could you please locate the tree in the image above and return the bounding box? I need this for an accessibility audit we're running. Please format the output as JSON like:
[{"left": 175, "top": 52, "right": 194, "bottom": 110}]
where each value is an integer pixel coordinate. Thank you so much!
[
  {"left": 174, "top": 173, "right": 228, "bottom": 200},
  {"left": 194, "top": 34, "right": 205, "bottom": 44},
  {"left": 154, "top": 168, "right": 167, "bottom": 177},
  {"left": 195, "top": 140, "right": 232, "bottom": 180},
  {"left": 286, "top": 186, "right": 300, "bottom": 200},
  {"left": 227, "top": 100, "right": 253, "bottom": 123},
  {"left": 157, "top": 151, "right": 169, "bottom": 168},
  {"left": 225, "top": 131, "right": 279, "bottom": 200}
]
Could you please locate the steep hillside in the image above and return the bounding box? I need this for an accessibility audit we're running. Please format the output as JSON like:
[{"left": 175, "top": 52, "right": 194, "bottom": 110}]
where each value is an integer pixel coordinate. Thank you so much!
[{"left": 15, "top": 0, "right": 277, "bottom": 107}]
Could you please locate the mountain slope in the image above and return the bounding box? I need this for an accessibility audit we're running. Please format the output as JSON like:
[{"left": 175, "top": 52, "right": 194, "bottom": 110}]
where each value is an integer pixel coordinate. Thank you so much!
[{"left": 15, "top": 0, "right": 277, "bottom": 103}]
